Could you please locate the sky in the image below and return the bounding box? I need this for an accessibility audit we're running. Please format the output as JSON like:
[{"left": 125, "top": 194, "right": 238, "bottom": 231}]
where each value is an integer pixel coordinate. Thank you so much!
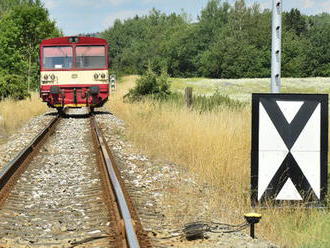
[{"left": 42, "top": 0, "right": 330, "bottom": 35}]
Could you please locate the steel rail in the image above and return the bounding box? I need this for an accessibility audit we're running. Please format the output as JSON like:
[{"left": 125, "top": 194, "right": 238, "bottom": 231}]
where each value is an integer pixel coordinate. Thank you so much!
[
  {"left": 90, "top": 115, "right": 141, "bottom": 248},
  {"left": 0, "top": 113, "right": 61, "bottom": 204}
]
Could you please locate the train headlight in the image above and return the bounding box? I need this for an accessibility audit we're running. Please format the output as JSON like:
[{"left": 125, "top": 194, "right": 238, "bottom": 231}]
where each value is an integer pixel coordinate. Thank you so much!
[
  {"left": 44, "top": 74, "right": 48, "bottom": 80},
  {"left": 101, "top": 73, "right": 106, "bottom": 79},
  {"left": 94, "top": 73, "right": 99, "bottom": 80},
  {"left": 50, "top": 74, "right": 55, "bottom": 80}
]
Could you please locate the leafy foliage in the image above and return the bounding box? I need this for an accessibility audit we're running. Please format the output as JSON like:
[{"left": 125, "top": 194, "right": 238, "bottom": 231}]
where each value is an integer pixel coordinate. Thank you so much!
[
  {"left": 284, "top": 8, "right": 308, "bottom": 36},
  {"left": 0, "top": 71, "right": 30, "bottom": 100},
  {"left": 0, "top": 1, "right": 60, "bottom": 99},
  {"left": 124, "top": 66, "right": 171, "bottom": 102},
  {"left": 1, "top": 0, "right": 330, "bottom": 99},
  {"left": 102, "top": 0, "right": 330, "bottom": 78}
]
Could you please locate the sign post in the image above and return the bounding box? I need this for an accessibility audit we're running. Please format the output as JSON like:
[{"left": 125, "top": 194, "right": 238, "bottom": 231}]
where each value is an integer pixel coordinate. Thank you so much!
[{"left": 271, "top": 0, "right": 282, "bottom": 93}]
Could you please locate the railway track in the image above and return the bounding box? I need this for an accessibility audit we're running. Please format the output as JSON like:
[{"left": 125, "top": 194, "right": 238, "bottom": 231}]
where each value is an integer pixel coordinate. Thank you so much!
[{"left": 0, "top": 108, "right": 151, "bottom": 248}]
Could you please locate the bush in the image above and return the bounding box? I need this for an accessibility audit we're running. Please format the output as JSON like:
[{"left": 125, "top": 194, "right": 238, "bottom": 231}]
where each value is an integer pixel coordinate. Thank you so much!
[
  {"left": 0, "top": 72, "right": 30, "bottom": 100},
  {"left": 124, "top": 66, "right": 171, "bottom": 102}
]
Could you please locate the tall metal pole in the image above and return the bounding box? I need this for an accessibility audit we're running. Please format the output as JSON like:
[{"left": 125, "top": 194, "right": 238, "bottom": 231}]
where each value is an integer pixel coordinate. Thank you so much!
[{"left": 271, "top": 0, "right": 282, "bottom": 93}]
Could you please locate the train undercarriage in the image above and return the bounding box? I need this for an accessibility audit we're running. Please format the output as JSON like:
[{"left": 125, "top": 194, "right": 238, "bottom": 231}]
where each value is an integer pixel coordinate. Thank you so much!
[{"left": 40, "top": 84, "right": 109, "bottom": 112}]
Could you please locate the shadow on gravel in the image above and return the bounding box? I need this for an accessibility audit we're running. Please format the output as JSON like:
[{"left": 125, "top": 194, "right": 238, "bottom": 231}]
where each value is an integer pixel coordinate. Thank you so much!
[
  {"left": 44, "top": 112, "right": 58, "bottom": 116},
  {"left": 93, "top": 111, "right": 113, "bottom": 115},
  {"left": 62, "top": 113, "right": 90, "bottom": 119},
  {"left": 44, "top": 110, "right": 113, "bottom": 118}
]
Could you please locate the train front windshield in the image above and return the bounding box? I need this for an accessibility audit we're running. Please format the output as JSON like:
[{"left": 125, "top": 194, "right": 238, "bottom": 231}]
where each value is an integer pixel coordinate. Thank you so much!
[
  {"left": 76, "top": 46, "right": 106, "bottom": 69},
  {"left": 43, "top": 46, "right": 73, "bottom": 69},
  {"left": 42, "top": 45, "right": 106, "bottom": 69}
]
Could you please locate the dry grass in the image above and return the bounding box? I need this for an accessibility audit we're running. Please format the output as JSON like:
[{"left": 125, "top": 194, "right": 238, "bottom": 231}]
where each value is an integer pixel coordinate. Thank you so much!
[
  {"left": 0, "top": 92, "right": 48, "bottom": 139},
  {"left": 108, "top": 75, "right": 330, "bottom": 248},
  {"left": 171, "top": 77, "right": 330, "bottom": 102}
]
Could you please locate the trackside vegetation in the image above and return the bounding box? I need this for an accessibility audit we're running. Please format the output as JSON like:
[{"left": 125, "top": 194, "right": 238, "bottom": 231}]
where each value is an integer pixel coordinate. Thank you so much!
[
  {"left": 108, "top": 76, "right": 330, "bottom": 248},
  {"left": 124, "top": 66, "right": 171, "bottom": 102},
  {"left": 102, "top": 0, "right": 330, "bottom": 79},
  {"left": 0, "top": 0, "right": 329, "bottom": 246},
  {"left": 1, "top": 0, "right": 330, "bottom": 99},
  {"left": 125, "top": 66, "right": 244, "bottom": 112},
  {"left": 169, "top": 91, "right": 245, "bottom": 112},
  {"left": 0, "top": 92, "right": 47, "bottom": 138},
  {"left": 0, "top": 0, "right": 60, "bottom": 99}
]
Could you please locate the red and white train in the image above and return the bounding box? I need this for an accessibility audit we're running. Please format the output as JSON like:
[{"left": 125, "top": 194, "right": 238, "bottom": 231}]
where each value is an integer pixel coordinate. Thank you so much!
[{"left": 39, "top": 36, "right": 110, "bottom": 112}]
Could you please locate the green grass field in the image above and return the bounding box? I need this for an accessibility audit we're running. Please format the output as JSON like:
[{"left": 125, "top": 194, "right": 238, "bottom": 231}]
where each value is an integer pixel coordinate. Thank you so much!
[{"left": 170, "top": 77, "right": 330, "bottom": 102}]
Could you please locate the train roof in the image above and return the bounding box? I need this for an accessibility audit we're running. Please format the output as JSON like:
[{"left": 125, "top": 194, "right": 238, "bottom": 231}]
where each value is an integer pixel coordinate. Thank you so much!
[{"left": 41, "top": 36, "right": 107, "bottom": 46}]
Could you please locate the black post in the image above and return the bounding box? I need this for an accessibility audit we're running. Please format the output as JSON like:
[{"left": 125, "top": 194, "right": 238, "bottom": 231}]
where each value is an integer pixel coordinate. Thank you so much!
[{"left": 250, "top": 223, "right": 255, "bottom": 239}]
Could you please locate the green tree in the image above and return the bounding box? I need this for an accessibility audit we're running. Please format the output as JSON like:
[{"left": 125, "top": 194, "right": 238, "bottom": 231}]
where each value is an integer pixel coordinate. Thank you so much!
[
  {"left": 198, "top": 0, "right": 270, "bottom": 78},
  {"left": 304, "top": 24, "right": 330, "bottom": 76},
  {"left": 101, "top": 0, "right": 330, "bottom": 79},
  {"left": 282, "top": 31, "right": 310, "bottom": 77},
  {"left": 102, "top": 9, "right": 189, "bottom": 75},
  {"left": 198, "top": 0, "right": 230, "bottom": 45},
  {"left": 0, "top": 2, "right": 60, "bottom": 98},
  {"left": 1, "top": 0, "right": 27, "bottom": 15},
  {"left": 284, "top": 9, "right": 307, "bottom": 36},
  {"left": 0, "top": 71, "right": 29, "bottom": 99}
]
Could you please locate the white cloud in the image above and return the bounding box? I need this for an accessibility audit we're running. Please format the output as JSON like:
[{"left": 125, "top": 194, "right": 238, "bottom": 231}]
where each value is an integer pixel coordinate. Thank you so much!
[
  {"left": 141, "top": 0, "right": 165, "bottom": 3},
  {"left": 303, "top": 0, "right": 316, "bottom": 8},
  {"left": 320, "top": 1, "right": 330, "bottom": 12},
  {"left": 43, "top": 0, "right": 57, "bottom": 9},
  {"left": 62, "top": 0, "right": 130, "bottom": 7},
  {"left": 102, "top": 0, "right": 131, "bottom": 5},
  {"left": 66, "top": 0, "right": 95, "bottom": 7},
  {"left": 103, "top": 10, "right": 148, "bottom": 28},
  {"left": 259, "top": 0, "right": 317, "bottom": 12},
  {"left": 260, "top": 2, "right": 271, "bottom": 10}
]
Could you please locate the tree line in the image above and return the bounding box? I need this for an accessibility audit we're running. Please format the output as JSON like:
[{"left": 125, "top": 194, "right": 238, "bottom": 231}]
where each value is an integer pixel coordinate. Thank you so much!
[
  {"left": 0, "top": 0, "right": 60, "bottom": 99},
  {"left": 1, "top": 0, "right": 330, "bottom": 99},
  {"left": 101, "top": 0, "right": 330, "bottom": 79}
]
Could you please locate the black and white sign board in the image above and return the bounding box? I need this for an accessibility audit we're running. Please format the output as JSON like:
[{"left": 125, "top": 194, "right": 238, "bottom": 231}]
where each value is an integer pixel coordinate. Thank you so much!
[{"left": 251, "top": 94, "right": 328, "bottom": 206}]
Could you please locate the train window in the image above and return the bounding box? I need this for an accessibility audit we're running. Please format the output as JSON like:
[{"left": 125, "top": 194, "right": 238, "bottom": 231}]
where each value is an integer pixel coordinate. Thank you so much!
[
  {"left": 76, "top": 46, "right": 106, "bottom": 69},
  {"left": 43, "top": 46, "right": 73, "bottom": 69}
]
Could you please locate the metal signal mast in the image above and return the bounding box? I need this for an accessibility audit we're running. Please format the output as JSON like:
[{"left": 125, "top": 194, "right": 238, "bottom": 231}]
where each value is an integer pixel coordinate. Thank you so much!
[{"left": 271, "top": 0, "right": 282, "bottom": 93}]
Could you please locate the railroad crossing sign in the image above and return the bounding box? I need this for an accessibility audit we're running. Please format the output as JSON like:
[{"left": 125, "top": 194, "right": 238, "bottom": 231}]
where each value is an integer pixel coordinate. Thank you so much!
[{"left": 251, "top": 94, "right": 328, "bottom": 206}]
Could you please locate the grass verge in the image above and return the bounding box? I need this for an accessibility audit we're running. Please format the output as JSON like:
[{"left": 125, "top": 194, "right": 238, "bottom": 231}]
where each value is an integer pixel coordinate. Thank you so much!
[
  {"left": 170, "top": 77, "right": 330, "bottom": 102},
  {"left": 108, "top": 75, "right": 330, "bottom": 248},
  {"left": 0, "top": 92, "right": 48, "bottom": 140}
]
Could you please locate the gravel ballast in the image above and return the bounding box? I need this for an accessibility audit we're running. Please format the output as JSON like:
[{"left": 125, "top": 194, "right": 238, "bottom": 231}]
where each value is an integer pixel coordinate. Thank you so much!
[
  {"left": 0, "top": 108, "right": 279, "bottom": 247},
  {"left": 0, "top": 112, "right": 56, "bottom": 171},
  {"left": 0, "top": 109, "right": 113, "bottom": 247},
  {"left": 96, "top": 109, "right": 278, "bottom": 248}
]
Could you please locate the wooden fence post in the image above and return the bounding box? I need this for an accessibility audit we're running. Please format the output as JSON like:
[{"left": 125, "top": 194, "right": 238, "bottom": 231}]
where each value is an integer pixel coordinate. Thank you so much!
[{"left": 185, "top": 87, "right": 193, "bottom": 108}]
